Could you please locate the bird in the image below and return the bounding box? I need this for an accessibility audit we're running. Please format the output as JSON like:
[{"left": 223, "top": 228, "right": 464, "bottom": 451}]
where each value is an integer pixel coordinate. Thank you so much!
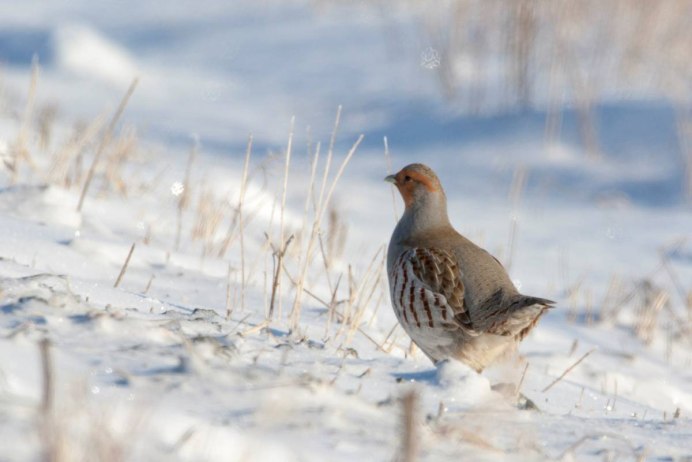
[{"left": 385, "top": 163, "right": 554, "bottom": 372}]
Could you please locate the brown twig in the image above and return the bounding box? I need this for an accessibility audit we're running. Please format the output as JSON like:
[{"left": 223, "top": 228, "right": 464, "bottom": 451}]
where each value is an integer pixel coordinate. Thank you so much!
[
  {"left": 39, "top": 338, "right": 53, "bottom": 414},
  {"left": 10, "top": 57, "right": 40, "bottom": 178},
  {"left": 268, "top": 234, "right": 294, "bottom": 320},
  {"left": 542, "top": 349, "right": 595, "bottom": 393},
  {"left": 399, "top": 390, "right": 419, "bottom": 462},
  {"left": 114, "top": 243, "right": 136, "bottom": 288},
  {"left": 290, "top": 132, "right": 363, "bottom": 329},
  {"left": 225, "top": 264, "right": 234, "bottom": 319},
  {"left": 175, "top": 139, "right": 198, "bottom": 250},
  {"left": 384, "top": 136, "right": 399, "bottom": 222},
  {"left": 516, "top": 362, "right": 530, "bottom": 398},
  {"left": 77, "top": 77, "right": 139, "bottom": 212}
]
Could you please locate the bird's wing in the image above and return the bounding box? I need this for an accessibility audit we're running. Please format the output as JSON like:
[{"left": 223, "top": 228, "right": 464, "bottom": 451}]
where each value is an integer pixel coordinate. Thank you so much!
[
  {"left": 472, "top": 290, "right": 555, "bottom": 339},
  {"left": 394, "top": 247, "right": 475, "bottom": 332}
]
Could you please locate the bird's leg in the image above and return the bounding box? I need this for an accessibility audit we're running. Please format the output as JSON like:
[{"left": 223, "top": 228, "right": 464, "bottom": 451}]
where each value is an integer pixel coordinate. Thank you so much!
[{"left": 490, "top": 382, "right": 540, "bottom": 411}]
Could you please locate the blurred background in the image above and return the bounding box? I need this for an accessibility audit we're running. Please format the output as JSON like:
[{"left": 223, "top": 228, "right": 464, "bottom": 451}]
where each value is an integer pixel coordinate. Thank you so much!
[{"left": 1, "top": 0, "right": 691, "bottom": 203}]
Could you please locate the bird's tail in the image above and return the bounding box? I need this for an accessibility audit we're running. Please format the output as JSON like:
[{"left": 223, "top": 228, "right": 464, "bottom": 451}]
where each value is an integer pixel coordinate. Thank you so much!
[
  {"left": 511, "top": 295, "right": 554, "bottom": 340},
  {"left": 516, "top": 296, "right": 556, "bottom": 310}
]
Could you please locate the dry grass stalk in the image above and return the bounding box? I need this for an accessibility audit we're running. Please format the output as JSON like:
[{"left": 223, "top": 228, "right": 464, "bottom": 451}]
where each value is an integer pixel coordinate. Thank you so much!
[
  {"left": 237, "top": 136, "right": 253, "bottom": 312},
  {"left": 505, "top": 216, "right": 518, "bottom": 272},
  {"left": 225, "top": 264, "right": 234, "bottom": 319},
  {"left": 584, "top": 288, "right": 594, "bottom": 325},
  {"left": 9, "top": 58, "right": 40, "bottom": 179},
  {"left": 599, "top": 276, "right": 625, "bottom": 324},
  {"left": 114, "top": 243, "right": 136, "bottom": 288},
  {"left": 326, "top": 206, "right": 348, "bottom": 267},
  {"left": 39, "top": 338, "right": 54, "bottom": 414},
  {"left": 510, "top": 0, "right": 537, "bottom": 105},
  {"left": 384, "top": 136, "right": 399, "bottom": 221},
  {"left": 304, "top": 143, "right": 322, "bottom": 219},
  {"left": 299, "top": 142, "right": 322, "bottom": 273},
  {"left": 317, "top": 227, "right": 334, "bottom": 294},
  {"left": 268, "top": 235, "right": 294, "bottom": 320},
  {"left": 675, "top": 107, "right": 692, "bottom": 200},
  {"left": 544, "top": 12, "right": 565, "bottom": 155},
  {"left": 398, "top": 390, "right": 420, "bottom": 462},
  {"left": 509, "top": 164, "right": 527, "bottom": 208},
  {"left": 37, "top": 104, "right": 58, "bottom": 152},
  {"left": 218, "top": 134, "right": 252, "bottom": 261},
  {"left": 77, "top": 77, "right": 139, "bottom": 212},
  {"left": 516, "top": 362, "right": 530, "bottom": 399},
  {"left": 239, "top": 320, "right": 270, "bottom": 337},
  {"left": 175, "top": 139, "right": 198, "bottom": 251},
  {"left": 276, "top": 118, "right": 295, "bottom": 319},
  {"left": 343, "top": 247, "right": 386, "bottom": 344},
  {"left": 143, "top": 275, "right": 155, "bottom": 295},
  {"left": 635, "top": 288, "right": 669, "bottom": 344},
  {"left": 191, "top": 189, "right": 229, "bottom": 256},
  {"left": 542, "top": 348, "right": 595, "bottom": 392},
  {"left": 102, "top": 124, "right": 138, "bottom": 196},
  {"left": 566, "top": 277, "right": 584, "bottom": 323},
  {"left": 37, "top": 338, "right": 65, "bottom": 462},
  {"left": 48, "top": 117, "right": 105, "bottom": 188},
  {"left": 366, "top": 281, "right": 387, "bottom": 327},
  {"left": 660, "top": 250, "right": 689, "bottom": 304},
  {"left": 324, "top": 274, "right": 342, "bottom": 340},
  {"left": 379, "top": 323, "right": 400, "bottom": 352},
  {"left": 289, "top": 114, "right": 362, "bottom": 330},
  {"left": 280, "top": 265, "right": 390, "bottom": 353}
]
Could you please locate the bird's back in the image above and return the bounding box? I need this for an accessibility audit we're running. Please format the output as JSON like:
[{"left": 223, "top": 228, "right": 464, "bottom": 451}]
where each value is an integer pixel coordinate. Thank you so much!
[{"left": 397, "top": 226, "right": 518, "bottom": 313}]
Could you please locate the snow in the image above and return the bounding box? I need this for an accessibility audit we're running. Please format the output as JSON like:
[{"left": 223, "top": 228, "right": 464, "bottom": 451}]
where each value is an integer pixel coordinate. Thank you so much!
[
  {"left": 1, "top": 1, "right": 691, "bottom": 461},
  {"left": 53, "top": 24, "right": 140, "bottom": 87}
]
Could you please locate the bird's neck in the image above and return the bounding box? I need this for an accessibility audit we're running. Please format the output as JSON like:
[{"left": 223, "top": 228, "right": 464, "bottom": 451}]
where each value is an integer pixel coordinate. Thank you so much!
[{"left": 393, "top": 193, "right": 451, "bottom": 242}]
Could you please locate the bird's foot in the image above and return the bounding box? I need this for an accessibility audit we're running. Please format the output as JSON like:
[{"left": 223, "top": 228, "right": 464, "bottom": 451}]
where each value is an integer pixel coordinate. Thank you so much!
[{"left": 491, "top": 382, "right": 540, "bottom": 411}]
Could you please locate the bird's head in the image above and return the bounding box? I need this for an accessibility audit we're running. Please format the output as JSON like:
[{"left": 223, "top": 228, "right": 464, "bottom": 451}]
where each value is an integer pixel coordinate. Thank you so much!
[{"left": 385, "top": 163, "right": 444, "bottom": 209}]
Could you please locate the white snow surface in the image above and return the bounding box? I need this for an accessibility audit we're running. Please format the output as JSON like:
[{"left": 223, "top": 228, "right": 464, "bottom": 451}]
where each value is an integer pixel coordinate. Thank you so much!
[{"left": 0, "top": 1, "right": 691, "bottom": 461}]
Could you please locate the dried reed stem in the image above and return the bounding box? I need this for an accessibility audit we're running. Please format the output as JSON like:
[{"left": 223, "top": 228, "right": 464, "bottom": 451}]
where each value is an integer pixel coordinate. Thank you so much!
[
  {"left": 516, "top": 361, "right": 530, "bottom": 398},
  {"left": 300, "top": 142, "right": 321, "bottom": 260},
  {"left": 542, "top": 348, "right": 595, "bottom": 392},
  {"left": 143, "top": 275, "right": 154, "bottom": 295},
  {"left": 268, "top": 235, "right": 294, "bottom": 320},
  {"left": 175, "top": 139, "right": 198, "bottom": 250},
  {"left": 344, "top": 247, "right": 385, "bottom": 343},
  {"left": 276, "top": 118, "right": 294, "bottom": 318},
  {"left": 384, "top": 136, "right": 399, "bottom": 222},
  {"left": 39, "top": 338, "right": 53, "bottom": 414},
  {"left": 281, "top": 264, "right": 388, "bottom": 353},
  {"left": 238, "top": 136, "right": 253, "bottom": 314},
  {"left": 10, "top": 57, "right": 40, "bottom": 178},
  {"left": 114, "top": 243, "right": 136, "bottom": 288},
  {"left": 225, "top": 263, "right": 233, "bottom": 319},
  {"left": 289, "top": 122, "right": 362, "bottom": 329},
  {"left": 77, "top": 77, "right": 138, "bottom": 212},
  {"left": 505, "top": 216, "right": 519, "bottom": 272},
  {"left": 398, "top": 390, "right": 419, "bottom": 462},
  {"left": 48, "top": 116, "right": 105, "bottom": 187}
]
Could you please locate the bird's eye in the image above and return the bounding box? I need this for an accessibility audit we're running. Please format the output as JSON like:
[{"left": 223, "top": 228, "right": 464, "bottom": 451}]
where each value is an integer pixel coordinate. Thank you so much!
[{"left": 403, "top": 175, "right": 412, "bottom": 182}]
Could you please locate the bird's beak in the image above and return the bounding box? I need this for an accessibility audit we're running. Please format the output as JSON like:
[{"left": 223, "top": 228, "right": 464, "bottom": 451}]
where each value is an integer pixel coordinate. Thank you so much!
[{"left": 384, "top": 174, "right": 397, "bottom": 185}]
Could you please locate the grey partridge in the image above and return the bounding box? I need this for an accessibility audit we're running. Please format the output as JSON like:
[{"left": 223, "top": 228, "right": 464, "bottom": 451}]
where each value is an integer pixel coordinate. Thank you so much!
[{"left": 386, "top": 163, "right": 553, "bottom": 372}]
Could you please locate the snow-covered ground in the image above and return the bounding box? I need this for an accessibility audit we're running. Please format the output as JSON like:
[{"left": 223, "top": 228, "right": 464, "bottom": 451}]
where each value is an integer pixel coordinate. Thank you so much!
[{"left": 1, "top": 1, "right": 691, "bottom": 460}]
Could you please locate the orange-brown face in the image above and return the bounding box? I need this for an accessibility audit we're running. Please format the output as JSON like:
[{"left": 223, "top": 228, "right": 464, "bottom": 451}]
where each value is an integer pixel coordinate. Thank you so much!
[{"left": 385, "top": 165, "right": 441, "bottom": 208}]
